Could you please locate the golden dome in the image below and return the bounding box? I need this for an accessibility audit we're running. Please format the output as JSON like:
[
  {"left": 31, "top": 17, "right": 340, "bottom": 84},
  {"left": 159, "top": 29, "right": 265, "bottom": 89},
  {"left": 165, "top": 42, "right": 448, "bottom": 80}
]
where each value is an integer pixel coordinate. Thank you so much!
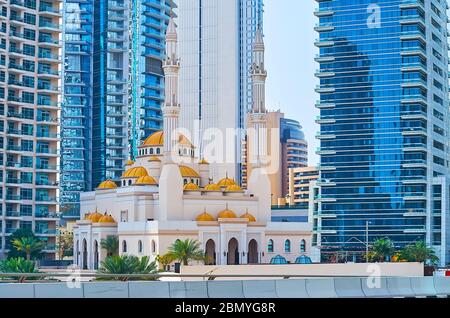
[
  {"left": 218, "top": 207, "right": 237, "bottom": 219},
  {"left": 179, "top": 165, "right": 200, "bottom": 178},
  {"left": 225, "top": 184, "right": 242, "bottom": 192},
  {"left": 141, "top": 131, "right": 193, "bottom": 147},
  {"left": 121, "top": 166, "right": 148, "bottom": 178},
  {"left": 89, "top": 211, "right": 103, "bottom": 223},
  {"left": 84, "top": 213, "right": 91, "bottom": 220},
  {"left": 142, "top": 131, "right": 164, "bottom": 146},
  {"left": 218, "top": 176, "right": 236, "bottom": 188},
  {"left": 98, "top": 213, "right": 116, "bottom": 223},
  {"left": 126, "top": 160, "right": 134, "bottom": 166},
  {"left": 204, "top": 183, "right": 221, "bottom": 191},
  {"left": 97, "top": 180, "right": 118, "bottom": 190},
  {"left": 148, "top": 156, "right": 161, "bottom": 162},
  {"left": 196, "top": 211, "right": 215, "bottom": 222},
  {"left": 135, "top": 175, "right": 158, "bottom": 186},
  {"left": 199, "top": 158, "right": 209, "bottom": 165},
  {"left": 184, "top": 182, "right": 200, "bottom": 191},
  {"left": 241, "top": 212, "right": 256, "bottom": 222}
]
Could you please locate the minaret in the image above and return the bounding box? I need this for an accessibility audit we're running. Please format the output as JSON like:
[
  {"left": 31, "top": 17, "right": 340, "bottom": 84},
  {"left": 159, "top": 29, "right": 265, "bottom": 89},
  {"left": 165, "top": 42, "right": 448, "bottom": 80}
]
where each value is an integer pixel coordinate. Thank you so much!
[
  {"left": 162, "top": 17, "right": 181, "bottom": 162},
  {"left": 249, "top": 27, "right": 268, "bottom": 166}
]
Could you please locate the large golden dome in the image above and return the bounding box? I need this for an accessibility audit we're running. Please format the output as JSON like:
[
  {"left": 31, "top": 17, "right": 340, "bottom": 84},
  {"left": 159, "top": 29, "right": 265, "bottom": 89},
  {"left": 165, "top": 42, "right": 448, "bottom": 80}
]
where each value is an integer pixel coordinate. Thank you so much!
[
  {"left": 142, "top": 131, "right": 164, "bottom": 146},
  {"left": 179, "top": 165, "right": 200, "bottom": 178},
  {"left": 121, "top": 166, "right": 148, "bottom": 178},
  {"left": 218, "top": 208, "right": 237, "bottom": 219},
  {"left": 196, "top": 211, "right": 215, "bottom": 222},
  {"left": 97, "top": 180, "right": 118, "bottom": 190},
  {"left": 135, "top": 175, "right": 158, "bottom": 186},
  {"left": 141, "top": 131, "right": 193, "bottom": 147}
]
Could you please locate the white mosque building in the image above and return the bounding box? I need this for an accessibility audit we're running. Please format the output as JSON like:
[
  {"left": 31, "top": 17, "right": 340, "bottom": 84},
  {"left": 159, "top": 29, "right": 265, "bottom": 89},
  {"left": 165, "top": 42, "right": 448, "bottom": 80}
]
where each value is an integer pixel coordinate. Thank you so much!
[{"left": 73, "top": 19, "right": 316, "bottom": 270}]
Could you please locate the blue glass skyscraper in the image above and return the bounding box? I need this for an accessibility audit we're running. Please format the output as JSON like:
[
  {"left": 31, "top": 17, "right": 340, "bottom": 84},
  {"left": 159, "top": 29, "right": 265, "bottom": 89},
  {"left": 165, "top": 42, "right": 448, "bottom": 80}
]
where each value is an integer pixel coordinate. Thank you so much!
[
  {"left": 314, "top": 0, "right": 450, "bottom": 265},
  {"left": 61, "top": 0, "right": 172, "bottom": 220}
]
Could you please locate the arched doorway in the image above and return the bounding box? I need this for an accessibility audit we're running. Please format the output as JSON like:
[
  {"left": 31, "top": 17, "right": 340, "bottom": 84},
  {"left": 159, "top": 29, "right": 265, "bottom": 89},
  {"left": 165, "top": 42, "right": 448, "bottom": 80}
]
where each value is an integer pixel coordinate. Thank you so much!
[
  {"left": 205, "top": 240, "right": 216, "bottom": 265},
  {"left": 94, "top": 240, "right": 99, "bottom": 270},
  {"left": 227, "top": 238, "right": 239, "bottom": 265},
  {"left": 82, "top": 239, "right": 88, "bottom": 270},
  {"left": 248, "top": 239, "right": 258, "bottom": 264}
]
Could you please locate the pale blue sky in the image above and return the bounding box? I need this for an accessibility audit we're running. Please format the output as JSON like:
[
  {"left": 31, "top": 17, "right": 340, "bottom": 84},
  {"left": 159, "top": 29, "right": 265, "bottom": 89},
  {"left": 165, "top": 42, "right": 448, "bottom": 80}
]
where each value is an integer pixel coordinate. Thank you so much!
[{"left": 264, "top": 0, "right": 319, "bottom": 165}]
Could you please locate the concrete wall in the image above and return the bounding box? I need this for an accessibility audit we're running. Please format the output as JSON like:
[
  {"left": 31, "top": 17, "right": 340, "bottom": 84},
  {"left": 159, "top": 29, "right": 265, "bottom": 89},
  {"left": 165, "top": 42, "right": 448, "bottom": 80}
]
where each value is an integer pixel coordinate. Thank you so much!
[
  {"left": 181, "top": 263, "right": 425, "bottom": 280},
  {"left": 0, "top": 276, "right": 449, "bottom": 298}
]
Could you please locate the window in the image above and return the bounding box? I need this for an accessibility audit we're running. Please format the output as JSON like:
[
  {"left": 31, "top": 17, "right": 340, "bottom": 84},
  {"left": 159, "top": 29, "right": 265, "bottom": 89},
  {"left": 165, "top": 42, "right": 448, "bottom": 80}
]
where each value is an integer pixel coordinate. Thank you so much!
[
  {"left": 138, "top": 241, "right": 143, "bottom": 254},
  {"left": 120, "top": 210, "right": 128, "bottom": 222},
  {"left": 151, "top": 240, "right": 156, "bottom": 254},
  {"left": 267, "top": 239, "right": 274, "bottom": 253},
  {"left": 122, "top": 240, "right": 127, "bottom": 253},
  {"left": 300, "top": 240, "right": 306, "bottom": 253},
  {"left": 285, "top": 240, "right": 291, "bottom": 253}
]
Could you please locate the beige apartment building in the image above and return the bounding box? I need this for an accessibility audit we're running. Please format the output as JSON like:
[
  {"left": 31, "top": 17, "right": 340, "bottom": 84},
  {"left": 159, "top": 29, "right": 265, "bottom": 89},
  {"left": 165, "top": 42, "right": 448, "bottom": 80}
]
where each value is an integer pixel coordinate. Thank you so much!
[
  {"left": 0, "top": 0, "right": 61, "bottom": 259},
  {"left": 243, "top": 111, "right": 308, "bottom": 205},
  {"left": 288, "top": 166, "right": 319, "bottom": 207}
]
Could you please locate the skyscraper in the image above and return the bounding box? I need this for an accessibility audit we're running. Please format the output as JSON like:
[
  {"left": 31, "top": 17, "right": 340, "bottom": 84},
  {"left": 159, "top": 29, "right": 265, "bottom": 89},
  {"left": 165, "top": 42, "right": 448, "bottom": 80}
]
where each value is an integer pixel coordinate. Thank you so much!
[
  {"left": 176, "top": 0, "right": 263, "bottom": 182},
  {"left": 0, "top": 0, "right": 62, "bottom": 259},
  {"left": 61, "top": 0, "right": 172, "bottom": 220},
  {"left": 314, "top": 0, "right": 450, "bottom": 265}
]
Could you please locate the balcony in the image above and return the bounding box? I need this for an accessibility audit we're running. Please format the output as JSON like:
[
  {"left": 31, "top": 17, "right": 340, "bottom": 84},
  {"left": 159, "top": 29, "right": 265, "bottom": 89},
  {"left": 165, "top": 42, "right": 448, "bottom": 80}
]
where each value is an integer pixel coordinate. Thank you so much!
[{"left": 39, "top": 5, "right": 62, "bottom": 17}]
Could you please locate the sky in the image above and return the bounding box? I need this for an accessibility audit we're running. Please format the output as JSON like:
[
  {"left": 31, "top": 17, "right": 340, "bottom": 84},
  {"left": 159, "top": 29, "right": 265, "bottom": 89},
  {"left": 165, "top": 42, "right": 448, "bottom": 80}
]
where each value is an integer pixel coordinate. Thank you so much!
[{"left": 264, "top": 0, "right": 319, "bottom": 165}]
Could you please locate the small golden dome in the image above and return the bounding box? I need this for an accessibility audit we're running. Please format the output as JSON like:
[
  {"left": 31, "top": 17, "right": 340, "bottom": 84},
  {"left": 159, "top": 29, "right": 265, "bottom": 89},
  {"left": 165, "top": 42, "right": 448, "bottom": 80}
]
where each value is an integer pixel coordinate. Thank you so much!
[
  {"left": 84, "top": 213, "right": 91, "bottom": 220},
  {"left": 179, "top": 165, "right": 200, "bottom": 178},
  {"left": 218, "top": 176, "right": 236, "bottom": 188},
  {"left": 89, "top": 211, "right": 103, "bottom": 223},
  {"left": 97, "top": 180, "right": 118, "bottom": 190},
  {"left": 196, "top": 211, "right": 215, "bottom": 222},
  {"left": 121, "top": 166, "right": 149, "bottom": 178},
  {"left": 184, "top": 182, "right": 200, "bottom": 191},
  {"left": 240, "top": 212, "right": 256, "bottom": 222},
  {"left": 148, "top": 156, "right": 161, "bottom": 162},
  {"left": 204, "top": 183, "right": 221, "bottom": 191},
  {"left": 126, "top": 160, "right": 134, "bottom": 166},
  {"left": 98, "top": 213, "right": 116, "bottom": 223},
  {"left": 135, "top": 175, "right": 158, "bottom": 186},
  {"left": 142, "top": 131, "right": 164, "bottom": 147},
  {"left": 218, "top": 206, "right": 237, "bottom": 219},
  {"left": 225, "top": 184, "right": 242, "bottom": 192},
  {"left": 199, "top": 158, "right": 209, "bottom": 165}
]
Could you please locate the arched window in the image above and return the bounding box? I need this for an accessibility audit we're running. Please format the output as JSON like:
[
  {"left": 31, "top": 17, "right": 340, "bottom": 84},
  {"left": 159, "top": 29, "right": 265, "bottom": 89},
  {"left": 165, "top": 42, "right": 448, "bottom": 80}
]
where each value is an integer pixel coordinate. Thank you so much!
[
  {"left": 151, "top": 240, "right": 156, "bottom": 254},
  {"left": 300, "top": 240, "right": 306, "bottom": 253},
  {"left": 184, "top": 179, "right": 188, "bottom": 185},
  {"left": 285, "top": 239, "right": 291, "bottom": 253},
  {"left": 138, "top": 240, "right": 143, "bottom": 254},
  {"left": 150, "top": 148, "right": 154, "bottom": 154},
  {"left": 128, "top": 180, "right": 132, "bottom": 186},
  {"left": 156, "top": 148, "right": 160, "bottom": 154},
  {"left": 122, "top": 240, "right": 127, "bottom": 253},
  {"left": 268, "top": 239, "right": 274, "bottom": 253}
]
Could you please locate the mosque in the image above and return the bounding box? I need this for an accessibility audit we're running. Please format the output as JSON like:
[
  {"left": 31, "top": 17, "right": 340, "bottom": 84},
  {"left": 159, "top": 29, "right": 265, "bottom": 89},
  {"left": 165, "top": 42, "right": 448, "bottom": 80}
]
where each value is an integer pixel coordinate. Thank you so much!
[{"left": 72, "top": 19, "right": 314, "bottom": 270}]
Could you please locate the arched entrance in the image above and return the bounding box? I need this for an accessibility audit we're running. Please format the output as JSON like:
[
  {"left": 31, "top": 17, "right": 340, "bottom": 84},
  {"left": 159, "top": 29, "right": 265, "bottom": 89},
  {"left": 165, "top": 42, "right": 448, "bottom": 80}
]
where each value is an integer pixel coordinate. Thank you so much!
[
  {"left": 94, "top": 240, "right": 99, "bottom": 270},
  {"left": 205, "top": 240, "right": 216, "bottom": 265},
  {"left": 248, "top": 239, "right": 258, "bottom": 264},
  {"left": 227, "top": 238, "right": 239, "bottom": 265},
  {"left": 82, "top": 239, "right": 88, "bottom": 270}
]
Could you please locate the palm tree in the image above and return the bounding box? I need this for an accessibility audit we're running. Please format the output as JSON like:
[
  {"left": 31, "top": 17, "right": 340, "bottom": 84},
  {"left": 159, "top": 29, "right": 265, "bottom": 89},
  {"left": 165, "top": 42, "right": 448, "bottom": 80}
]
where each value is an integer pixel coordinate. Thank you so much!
[
  {"left": 97, "top": 255, "right": 157, "bottom": 281},
  {"left": 399, "top": 241, "right": 439, "bottom": 265},
  {"left": 0, "top": 258, "right": 39, "bottom": 283},
  {"left": 100, "top": 235, "right": 119, "bottom": 257},
  {"left": 166, "top": 239, "right": 205, "bottom": 266},
  {"left": 156, "top": 254, "right": 175, "bottom": 271},
  {"left": 370, "top": 238, "right": 395, "bottom": 262},
  {"left": 12, "top": 237, "right": 45, "bottom": 261}
]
